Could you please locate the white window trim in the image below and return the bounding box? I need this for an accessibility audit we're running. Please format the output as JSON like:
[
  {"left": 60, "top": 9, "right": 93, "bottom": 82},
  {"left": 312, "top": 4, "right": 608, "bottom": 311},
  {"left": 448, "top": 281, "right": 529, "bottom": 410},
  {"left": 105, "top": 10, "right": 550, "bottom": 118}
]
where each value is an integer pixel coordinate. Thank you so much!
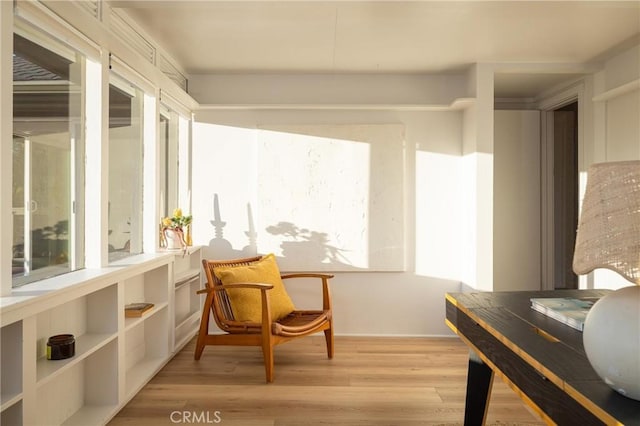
[
  {"left": 143, "top": 92, "right": 158, "bottom": 254},
  {"left": 0, "top": 0, "right": 13, "bottom": 297},
  {"left": 85, "top": 56, "right": 108, "bottom": 268},
  {"left": 109, "top": 53, "right": 155, "bottom": 95},
  {"left": 14, "top": 0, "right": 100, "bottom": 60},
  {"left": 11, "top": 20, "right": 89, "bottom": 287}
]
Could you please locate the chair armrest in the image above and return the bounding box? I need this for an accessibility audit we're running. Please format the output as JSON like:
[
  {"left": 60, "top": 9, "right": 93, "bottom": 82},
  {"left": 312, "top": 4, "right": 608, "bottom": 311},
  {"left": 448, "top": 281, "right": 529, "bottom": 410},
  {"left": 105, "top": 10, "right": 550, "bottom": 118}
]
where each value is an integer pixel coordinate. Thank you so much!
[
  {"left": 280, "top": 273, "right": 333, "bottom": 312},
  {"left": 281, "top": 273, "right": 334, "bottom": 280}
]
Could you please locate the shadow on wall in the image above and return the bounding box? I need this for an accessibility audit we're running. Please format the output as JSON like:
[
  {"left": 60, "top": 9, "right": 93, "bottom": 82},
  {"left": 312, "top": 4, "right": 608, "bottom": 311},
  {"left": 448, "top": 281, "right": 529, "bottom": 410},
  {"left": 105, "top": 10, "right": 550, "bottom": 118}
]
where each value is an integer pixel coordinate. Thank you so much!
[{"left": 204, "top": 193, "right": 360, "bottom": 270}]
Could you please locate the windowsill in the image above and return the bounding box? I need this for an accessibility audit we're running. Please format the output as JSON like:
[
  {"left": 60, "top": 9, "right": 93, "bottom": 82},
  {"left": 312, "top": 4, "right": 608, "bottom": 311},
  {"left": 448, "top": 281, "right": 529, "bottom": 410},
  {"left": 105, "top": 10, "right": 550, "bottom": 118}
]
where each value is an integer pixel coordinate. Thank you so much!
[
  {"left": 1, "top": 251, "right": 175, "bottom": 325},
  {"left": 12, "top": 264, "right": 71, "bottom": 288},
  {"left": 156, "top": 245, "right": 201, "bottom": 255}
]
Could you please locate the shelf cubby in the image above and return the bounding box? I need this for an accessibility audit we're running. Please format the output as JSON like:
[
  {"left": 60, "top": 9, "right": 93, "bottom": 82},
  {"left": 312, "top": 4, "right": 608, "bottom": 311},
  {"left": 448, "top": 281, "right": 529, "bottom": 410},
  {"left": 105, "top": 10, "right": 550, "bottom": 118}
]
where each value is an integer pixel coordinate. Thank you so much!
[
  {"left": 35, "top": 284, "right": 118, "bottom": 386},
  {"left": 124, "top": 307, "right": 169, "bottom": 398},
  {"left": 172, "top": 247, "right": 202, "bottom": 351},
  {"left": 174, "top": 248, "right": 201, "bottom": 283},
  {"left": 123, "top": 265, "right": 170, "bottom": 312},
  {"left": 175, "top": 274, "right": 200, "bottom": 323},
  {"left": 35, "top": 339, "right": 118, "bottom": 426},
  {"left": 174, "top": 267, "right": 200, "bottom": 289},
  {"left": 1, "top": 320, "right": 23, "bottom": 413},
  {"left": 124, "top": 301, "right": 169, "bottom": 331},
  {"left": 174, "top": 314, "right": 200, "bottom": 350},
  {"left": 36, "top": 332, "right": 118, "bottom": 384},
  {"left": 1, "top": 400, "right": 22, "bottom": 425}
]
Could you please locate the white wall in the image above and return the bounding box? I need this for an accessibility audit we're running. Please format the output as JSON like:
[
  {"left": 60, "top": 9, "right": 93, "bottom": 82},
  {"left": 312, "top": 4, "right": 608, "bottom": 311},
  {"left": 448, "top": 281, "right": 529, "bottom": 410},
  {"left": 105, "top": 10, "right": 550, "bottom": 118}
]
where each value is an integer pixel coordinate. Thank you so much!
[
  {"left": 190, "top": 74, "right": 467, "bottom": 336},
  {"left": 189, "top": 73, "right": 467, "bottom": 106},
  {"left": 605, "top": 90, "right": 640, "bottom": 161},
  {"left": 493, "top": 110, "right": 541, "bottom": 292},
  {"left": 594, "top": 43, "right": 640, "bottom": 163},
  {"left": 460, "top": 64, "right": 494, "bottom": 291},
  {"left": 586, "top": 43, "right": 640, "bottom": 290}
]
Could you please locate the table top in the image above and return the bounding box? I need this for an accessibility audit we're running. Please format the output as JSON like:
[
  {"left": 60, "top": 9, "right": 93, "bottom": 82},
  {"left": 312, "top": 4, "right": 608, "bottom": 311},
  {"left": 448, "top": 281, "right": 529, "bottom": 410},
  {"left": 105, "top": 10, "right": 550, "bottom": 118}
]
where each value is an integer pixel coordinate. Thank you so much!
[{"left": 446, "top": 289, "right": 640, "bottom": 426}]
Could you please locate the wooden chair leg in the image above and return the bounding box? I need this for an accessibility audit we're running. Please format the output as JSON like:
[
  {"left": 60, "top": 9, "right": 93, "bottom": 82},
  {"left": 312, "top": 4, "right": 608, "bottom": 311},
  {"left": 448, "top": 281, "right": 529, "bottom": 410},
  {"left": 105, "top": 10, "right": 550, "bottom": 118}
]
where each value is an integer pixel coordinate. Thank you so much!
[
  {"left": 262, "top": 341, "right": 275, "bottom": 383},
  {"left": 259, "top": 288, "right": 275, "bottom": 382},
  {"left": 194, "top": 293, "right": 213, "bottom": 360},
  {"left": 324, "top": 326, "right": 334, "bottom": 359}
]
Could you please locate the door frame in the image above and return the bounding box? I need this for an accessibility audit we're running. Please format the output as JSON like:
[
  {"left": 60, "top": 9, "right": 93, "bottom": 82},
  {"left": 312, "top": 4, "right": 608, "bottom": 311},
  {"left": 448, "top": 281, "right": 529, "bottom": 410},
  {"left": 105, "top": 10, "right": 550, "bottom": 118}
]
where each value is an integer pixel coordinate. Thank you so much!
[{"left": 538, "top": 82, "right": 585, "bottom": 291}]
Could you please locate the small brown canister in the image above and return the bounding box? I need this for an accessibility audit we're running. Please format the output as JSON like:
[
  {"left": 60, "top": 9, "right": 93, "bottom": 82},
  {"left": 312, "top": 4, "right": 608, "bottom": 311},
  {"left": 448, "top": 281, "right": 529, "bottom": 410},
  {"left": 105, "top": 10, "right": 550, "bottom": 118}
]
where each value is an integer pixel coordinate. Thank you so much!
[{"left": 47, "top": 334, "right": 75, "bottom": 360}]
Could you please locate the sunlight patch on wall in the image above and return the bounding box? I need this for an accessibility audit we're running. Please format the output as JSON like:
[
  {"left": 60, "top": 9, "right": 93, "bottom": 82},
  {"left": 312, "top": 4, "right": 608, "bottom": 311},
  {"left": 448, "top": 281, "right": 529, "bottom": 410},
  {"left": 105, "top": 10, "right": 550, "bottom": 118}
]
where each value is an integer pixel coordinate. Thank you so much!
[
  {"left": 578, "top": 170, "right": 588, "bottom": 289},
  {"left": 456, "top": 151, "right": 494, "bottom": 290},
  {"left": 192, "top": 122, "right": 405, "bottom": 272},
  {"left": 415, "top": 151, "right": 463, "bottom": 281},
  {"left": 191, "top": 122, "right": 258, "bottom": 259},
  {"left": 258, "top": 128, "right": 372, "bottom": 269}
]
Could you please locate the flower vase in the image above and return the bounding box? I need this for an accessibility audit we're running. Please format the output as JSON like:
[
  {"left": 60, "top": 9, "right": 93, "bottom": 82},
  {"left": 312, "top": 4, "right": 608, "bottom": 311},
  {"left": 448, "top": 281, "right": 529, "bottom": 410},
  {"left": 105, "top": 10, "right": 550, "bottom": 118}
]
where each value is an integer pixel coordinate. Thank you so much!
[{"left": 164, "top": 229, "right": 183, "bottom": 250}]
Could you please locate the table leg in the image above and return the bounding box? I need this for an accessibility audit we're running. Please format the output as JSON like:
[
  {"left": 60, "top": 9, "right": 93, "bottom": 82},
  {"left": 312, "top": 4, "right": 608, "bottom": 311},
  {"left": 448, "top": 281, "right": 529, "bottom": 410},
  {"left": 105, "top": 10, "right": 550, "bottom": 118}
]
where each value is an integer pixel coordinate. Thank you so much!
[{"left": 464, "top": 350, "right": 494, "bottom": 426}]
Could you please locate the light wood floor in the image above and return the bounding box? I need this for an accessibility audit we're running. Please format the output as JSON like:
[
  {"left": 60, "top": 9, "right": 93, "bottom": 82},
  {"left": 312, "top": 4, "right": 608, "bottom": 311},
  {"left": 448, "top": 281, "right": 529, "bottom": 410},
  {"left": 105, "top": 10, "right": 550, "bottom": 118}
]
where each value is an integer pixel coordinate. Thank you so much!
[{"left": 109, "top": 336, "right": 545, "bottom": 425}]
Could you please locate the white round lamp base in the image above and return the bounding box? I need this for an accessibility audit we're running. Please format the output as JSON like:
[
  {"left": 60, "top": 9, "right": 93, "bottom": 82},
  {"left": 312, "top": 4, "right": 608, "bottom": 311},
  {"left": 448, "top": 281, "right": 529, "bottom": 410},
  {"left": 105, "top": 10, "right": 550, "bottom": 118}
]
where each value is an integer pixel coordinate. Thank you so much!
[{"left": 583, "top": 285, "right": 640, "bottom": 401}]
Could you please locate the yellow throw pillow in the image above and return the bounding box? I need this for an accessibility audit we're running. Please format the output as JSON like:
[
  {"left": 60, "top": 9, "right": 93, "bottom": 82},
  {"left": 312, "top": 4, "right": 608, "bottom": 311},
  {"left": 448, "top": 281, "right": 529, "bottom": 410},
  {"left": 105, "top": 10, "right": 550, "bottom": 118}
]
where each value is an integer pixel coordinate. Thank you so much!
[{"left": 214, "top": 254, "right": 295, "bottom": 323}]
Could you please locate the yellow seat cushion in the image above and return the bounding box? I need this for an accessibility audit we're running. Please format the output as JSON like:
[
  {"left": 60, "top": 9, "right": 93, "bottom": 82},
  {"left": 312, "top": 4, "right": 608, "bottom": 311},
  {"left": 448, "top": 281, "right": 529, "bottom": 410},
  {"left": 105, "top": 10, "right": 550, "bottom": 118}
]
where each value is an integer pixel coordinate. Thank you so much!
[{"left": 214, "top": 254, "right": 295, "bottom": 323}]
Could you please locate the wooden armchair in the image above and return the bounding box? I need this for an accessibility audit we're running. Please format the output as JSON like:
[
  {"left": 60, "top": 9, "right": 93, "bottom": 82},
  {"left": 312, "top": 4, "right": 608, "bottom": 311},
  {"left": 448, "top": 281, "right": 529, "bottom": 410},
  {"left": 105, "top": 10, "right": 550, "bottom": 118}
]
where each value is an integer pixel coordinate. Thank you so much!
[{"left": 195, "top": 255, "right": 334, "bottom": 382}]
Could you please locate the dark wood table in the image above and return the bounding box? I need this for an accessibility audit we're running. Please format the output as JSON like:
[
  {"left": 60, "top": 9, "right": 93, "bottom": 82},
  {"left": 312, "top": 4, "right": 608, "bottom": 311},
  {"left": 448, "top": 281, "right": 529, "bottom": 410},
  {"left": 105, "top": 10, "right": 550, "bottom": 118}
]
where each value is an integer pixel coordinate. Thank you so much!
[{"left": 445, "top": 290, "right": 640, "bottom": 425}]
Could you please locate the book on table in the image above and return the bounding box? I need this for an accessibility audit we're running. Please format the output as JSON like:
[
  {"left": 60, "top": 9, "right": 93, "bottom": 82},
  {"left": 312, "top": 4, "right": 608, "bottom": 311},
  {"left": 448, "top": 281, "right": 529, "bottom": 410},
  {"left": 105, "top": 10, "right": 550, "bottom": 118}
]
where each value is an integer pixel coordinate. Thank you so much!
[
  {"left": 125, "top": 302, "right": 154, "bottom": 318},
  {"left": 530, "top": 296, "right": 600, "bottom": 331}
]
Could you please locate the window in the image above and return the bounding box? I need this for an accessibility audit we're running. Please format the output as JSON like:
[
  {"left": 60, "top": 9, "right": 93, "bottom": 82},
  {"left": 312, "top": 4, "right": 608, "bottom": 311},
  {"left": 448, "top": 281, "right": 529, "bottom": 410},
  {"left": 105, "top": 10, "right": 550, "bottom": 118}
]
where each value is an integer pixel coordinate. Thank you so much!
[
  {"left": 12, "top": 26, "right": 85, "bottom": 287},
  {"left": 159, "top": 104, "right": 180, "bottom": 219},
  {"left": 108, "top": 75, "right": 144, "bottom": 261}
]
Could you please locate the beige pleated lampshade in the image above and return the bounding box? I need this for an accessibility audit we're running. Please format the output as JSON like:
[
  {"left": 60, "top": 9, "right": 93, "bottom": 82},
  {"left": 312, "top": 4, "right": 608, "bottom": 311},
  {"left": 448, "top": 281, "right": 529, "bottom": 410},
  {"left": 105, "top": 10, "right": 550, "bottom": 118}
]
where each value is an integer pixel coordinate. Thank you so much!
[{"left": 573, "top": 160, "right": 640, "bottom": 284}]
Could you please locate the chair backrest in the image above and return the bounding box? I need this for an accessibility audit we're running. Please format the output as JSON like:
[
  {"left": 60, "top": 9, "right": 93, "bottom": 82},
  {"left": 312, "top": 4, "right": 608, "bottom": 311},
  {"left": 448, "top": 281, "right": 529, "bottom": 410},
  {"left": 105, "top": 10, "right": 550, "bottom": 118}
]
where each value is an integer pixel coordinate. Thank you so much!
[{"left": 201, "top": 256, "right": 263, "bottom": 332}]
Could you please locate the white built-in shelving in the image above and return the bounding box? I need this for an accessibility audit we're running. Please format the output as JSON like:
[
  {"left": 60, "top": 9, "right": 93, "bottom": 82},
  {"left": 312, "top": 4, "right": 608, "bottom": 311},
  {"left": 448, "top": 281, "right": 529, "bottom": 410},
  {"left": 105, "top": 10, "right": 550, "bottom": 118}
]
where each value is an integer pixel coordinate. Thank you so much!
[
  {"left": 1, "top": 320, "right": 23, "bottom": 426},
  {"left": 124, "top": 308, "right": 169, "bottom": 398},
  {"left": 123, "top": 264, "right": 171, "bottom": 399},
  {"left": 0, "top": 247, "right": 202, "bottom": 426},
  {"left": 172, "top": 248, "right": 203, "bottom": 351}
]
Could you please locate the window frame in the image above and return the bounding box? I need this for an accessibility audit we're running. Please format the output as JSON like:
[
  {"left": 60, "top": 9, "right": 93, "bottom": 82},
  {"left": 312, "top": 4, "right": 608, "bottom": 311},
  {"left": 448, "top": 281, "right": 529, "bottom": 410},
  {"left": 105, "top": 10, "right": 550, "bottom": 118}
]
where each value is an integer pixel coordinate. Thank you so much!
[
  {"left": 107, "top": 72, "right": 146, "bottom": 262},
  {"left": 11, "top": 21, "right": 87, "bottom": 287},
  {"left": 2, "top": 1, "right": 195, "bottom": 294}
]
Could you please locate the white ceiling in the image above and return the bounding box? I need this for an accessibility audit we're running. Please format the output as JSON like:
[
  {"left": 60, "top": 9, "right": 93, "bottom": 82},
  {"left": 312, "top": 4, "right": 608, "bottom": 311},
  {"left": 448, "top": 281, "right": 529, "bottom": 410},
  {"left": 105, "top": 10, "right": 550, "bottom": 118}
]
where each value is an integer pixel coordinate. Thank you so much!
[{"left": 112, "top": 1, "right": 640, "bottom": 99}]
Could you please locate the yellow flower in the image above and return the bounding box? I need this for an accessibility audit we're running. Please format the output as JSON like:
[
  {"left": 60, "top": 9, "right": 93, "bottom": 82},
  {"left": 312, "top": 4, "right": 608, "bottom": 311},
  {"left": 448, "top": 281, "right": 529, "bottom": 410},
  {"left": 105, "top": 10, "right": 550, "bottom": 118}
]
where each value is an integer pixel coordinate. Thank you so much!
[{"left": 163, "top": 208, "right": 191, "bottom": 231}]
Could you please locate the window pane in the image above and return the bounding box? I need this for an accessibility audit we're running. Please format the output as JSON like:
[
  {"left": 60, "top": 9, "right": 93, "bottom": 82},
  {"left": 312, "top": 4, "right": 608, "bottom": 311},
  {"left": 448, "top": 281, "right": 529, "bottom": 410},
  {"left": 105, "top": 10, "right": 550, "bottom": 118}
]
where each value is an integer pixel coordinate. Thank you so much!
[
  {"left": 108, "top": 77, "right": 144, "bottom": 261},
  {"left": 12, "top": 138, "right": 25, "bottom": 277},
  {"left": 12, "top": 28, "right": 85, "bottom": 287},
  {"left": 159, "top": 112, "right": 169, "bottom": 218},
  {"left": 168, "top": 112, "right": 180, "bottom": 212},
  {"left": 159, "top": 106, "right": 180, "bottom": 220}
]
